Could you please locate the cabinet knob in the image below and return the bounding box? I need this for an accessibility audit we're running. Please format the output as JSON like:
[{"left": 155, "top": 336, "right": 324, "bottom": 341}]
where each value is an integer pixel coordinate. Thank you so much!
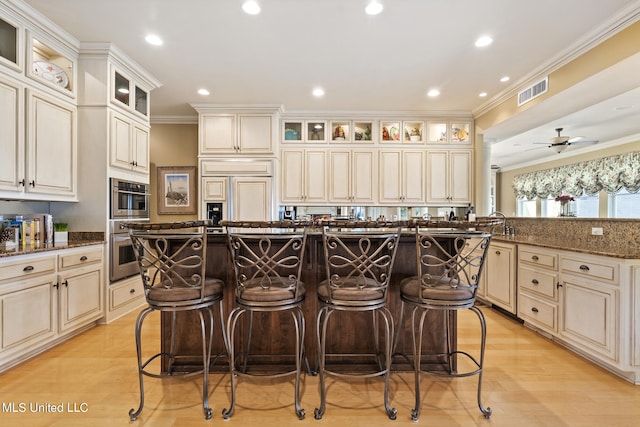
[
  {"left": 579, "top": 264, "right": 590, "bottom": 271},
  {"left": 531, "top": 307, "right": 539, "bottom": 313},
  {"left": 531, "top": 279, "right": 539, "bottom": 285},
  {"left": 80, "top": 256, "right": 88, "bottom": 261},
  {"left": 531, "top": 255, "right": 539, "bottom": 261},
  {"left": 19, "top": 179, "right": 25, "bottom": 187},
  {"left": 23, "top": 265, "right": 35, "bottom": 272},
  {"left": 62, "top": 280, "right": 68, "bottom": 287},
  {"left": 495, "top": 250, "right": 501, "bottom": 255},
  {"left": 29, "top": 180, "right": 35, "bottom": 187},
  {"left": 54, "top": 282, "right": 59, "bottom": 289},
  {"left": 130, "top": 288, "right": 136, "bottom": 294}
]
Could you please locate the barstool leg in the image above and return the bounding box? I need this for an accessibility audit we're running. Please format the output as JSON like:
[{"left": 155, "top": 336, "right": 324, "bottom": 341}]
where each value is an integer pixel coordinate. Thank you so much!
[
  {"left": 314, "top": 306, "right": 331, "bottom": 420},
  {"left": 470, "top": 306, "right": 492, "bottom": 419},
  {"left": 380, "top": 307, "right": 397, "bottom": 420},
  {"left": 410, "top": 307, "right": 428, "bottom": 422},
  {"left": 222, "top": 307, "right": 245, "bottom": 419},
  {"left": 292, "top": 308, "right": 306, "bottom": 420},
  {"left": 197, "top": 308, "right": 214, "bottom": 420},
  {"left": 128, "top": 306, "right": 153, "bottom": 421}
]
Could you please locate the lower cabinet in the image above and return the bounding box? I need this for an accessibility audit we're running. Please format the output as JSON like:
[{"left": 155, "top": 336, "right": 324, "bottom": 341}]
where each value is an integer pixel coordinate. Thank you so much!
[
  {"left": 484, "top": 241, "right": 517, "bottom": 314},
  {"left": 0, "top": 244, "right": 104, "bottom": 372},
  {"left": 513, "top": 243, "right": 640, "bottom": 383}
]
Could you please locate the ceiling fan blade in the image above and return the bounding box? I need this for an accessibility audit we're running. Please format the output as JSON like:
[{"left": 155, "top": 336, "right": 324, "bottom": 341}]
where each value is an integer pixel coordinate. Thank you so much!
[{"left": 572, "top": 140, "right": 599, "bottom": 145}]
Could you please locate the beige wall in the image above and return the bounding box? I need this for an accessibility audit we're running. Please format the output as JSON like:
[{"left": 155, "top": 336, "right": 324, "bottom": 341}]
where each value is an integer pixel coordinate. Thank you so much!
[
  {"left": 475, "top": 20, "right": 640, "bottom": 216},
  {"left": 149, "top": 123, "right": 199, "bottom": 223},
  {"left": 496, "top": 140, "right": 639, "bottom": 215}
]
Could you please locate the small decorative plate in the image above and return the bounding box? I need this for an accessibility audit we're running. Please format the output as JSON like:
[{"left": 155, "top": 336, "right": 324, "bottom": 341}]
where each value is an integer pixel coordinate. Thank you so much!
[{"left": 32, "top": 61, "right": 69, "bottom": 88}]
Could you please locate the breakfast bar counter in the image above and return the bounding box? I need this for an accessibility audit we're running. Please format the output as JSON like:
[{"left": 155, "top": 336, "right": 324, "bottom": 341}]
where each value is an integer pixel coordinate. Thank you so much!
[{"left": 161, "top": 218, "right": 503, "bottom": 373}]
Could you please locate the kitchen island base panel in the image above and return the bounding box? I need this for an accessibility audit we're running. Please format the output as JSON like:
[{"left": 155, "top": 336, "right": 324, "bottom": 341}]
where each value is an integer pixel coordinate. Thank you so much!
[{"left": 161, "top": 234, "right": 456, "bottom": 373}]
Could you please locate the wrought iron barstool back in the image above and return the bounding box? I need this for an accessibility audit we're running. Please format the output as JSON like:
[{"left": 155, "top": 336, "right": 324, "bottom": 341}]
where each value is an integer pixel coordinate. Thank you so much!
[
  {"left": 123, "top": 220, "right": 225, "bottom": 421},
  {"left": 315, "top": 226, "right": 401, "bottom": 420},
  {"left": 222, "top": 224, "right": 309, "bottom": 420},
  {"left": 395, "top": 220, "right": 499, "bottom": 421}
]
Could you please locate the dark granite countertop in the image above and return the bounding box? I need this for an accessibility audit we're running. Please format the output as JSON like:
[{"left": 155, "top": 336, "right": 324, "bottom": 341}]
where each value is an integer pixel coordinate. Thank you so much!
[
  {"left": 492, "top": 234, "right": 640, "bottom": 259},
  {"left": 0, "top": 232, "right": 105, "bottom": 258}
]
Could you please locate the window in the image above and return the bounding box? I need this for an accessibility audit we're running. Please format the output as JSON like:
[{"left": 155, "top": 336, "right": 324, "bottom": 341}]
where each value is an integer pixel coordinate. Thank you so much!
[
  {"left": 541, "top": 197, "right": 559, "bottom": 217},
  {"left": 609, "top": 188, "right": 640, "bottom": 218},
  {"left": 575, "top": 193, "right": 599, "bottom": 217},
  {"left": 517, "top": 198, "right": 536, "bottom": 217}
]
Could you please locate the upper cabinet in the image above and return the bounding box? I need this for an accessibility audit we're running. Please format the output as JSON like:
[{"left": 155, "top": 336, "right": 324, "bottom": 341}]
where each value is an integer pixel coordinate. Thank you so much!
[
  {"left": 112, "top": 68, "right": 148, "bottom": 118},
  {"left": 195, "top": 106, "right": 282, "bottom": 156},
  {"left": 427, "top": 121, "right": 472, "bottom": 145},
  {"left": 27, "top": 33, "right": 75, "bottom": 98},
  {"left": 0, "top": 3, "right": 79, "bottom": 201},
  {"left": 75, "top": 43, "right": 160, "bottom": 181},
  {"left": 0, "top": 15, "right": 20, "bottom": 72}
]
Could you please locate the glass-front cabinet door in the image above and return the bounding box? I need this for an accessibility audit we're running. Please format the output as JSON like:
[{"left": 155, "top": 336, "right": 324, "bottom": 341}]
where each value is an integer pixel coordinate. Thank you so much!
[
  {"left": 0, "top": 16, "right": 19, "bottom": 70},
  {"left": 29, "top": 35, "right": 74, "bottom": 95},
  {"left": 134, "top": 85, "right": 148, "bottom": 116},
  {"left": 114, "top": 71, "right": 130, "bottom": 107}
]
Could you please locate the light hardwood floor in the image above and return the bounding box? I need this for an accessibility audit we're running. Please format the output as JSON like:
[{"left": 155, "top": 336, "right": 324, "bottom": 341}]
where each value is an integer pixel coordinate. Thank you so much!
[{"left": 1, "top": 305, "right": 639, "bottom": 427}]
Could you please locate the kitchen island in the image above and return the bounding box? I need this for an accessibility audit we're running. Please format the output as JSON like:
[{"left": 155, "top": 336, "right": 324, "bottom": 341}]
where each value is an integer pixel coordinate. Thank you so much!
[{"left": 160, "top": 218, "right": 503, "bottom": 373}]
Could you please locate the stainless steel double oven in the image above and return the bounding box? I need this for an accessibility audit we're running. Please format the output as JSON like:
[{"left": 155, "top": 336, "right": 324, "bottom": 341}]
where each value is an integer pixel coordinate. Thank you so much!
[{"left": 109, "top": 178, "right": 150, "bottom": 282}]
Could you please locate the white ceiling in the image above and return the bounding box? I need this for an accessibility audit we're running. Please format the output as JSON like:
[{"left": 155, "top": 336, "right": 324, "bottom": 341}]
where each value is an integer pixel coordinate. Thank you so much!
[{"left": 22, "top": 0, "right": 640, "bottom": 169}]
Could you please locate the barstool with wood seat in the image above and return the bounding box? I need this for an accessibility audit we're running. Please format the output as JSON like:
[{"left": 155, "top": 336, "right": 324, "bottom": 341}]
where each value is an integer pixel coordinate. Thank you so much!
[
  {"left": 222, "top": 223, "right": 308, "bottom": 420},
  {"left": 314, "top": 226, "right": 401, "bottom": 420},
  {"left": 123, "top": 220, "right": 225, "bottom": 421},
  {"left": 396, "top": 221, "right": 498, "bottom": 421}
]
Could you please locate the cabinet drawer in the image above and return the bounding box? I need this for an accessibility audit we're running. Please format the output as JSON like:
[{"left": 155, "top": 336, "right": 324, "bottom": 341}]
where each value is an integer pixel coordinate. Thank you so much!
[
  {"left": 519, "top": 248, "right": 557, "bottom": 270},
  {"left": 59, "top": 247, "right": 103, "bottom": 270},
  {"left": 519, "top": 266, "right": 558, "bottom": 299},
  {"left": 0, "top": 256, "right": 56, "bottom": 282},
  {"left": 111, "top": 280, "right": 144, "bottom": 310},
  {"left": 561, "top": 257, "right": 617, "bottom": 283},
  {"left": 518, "top": 293, "right": 557, "bottom": 332}
]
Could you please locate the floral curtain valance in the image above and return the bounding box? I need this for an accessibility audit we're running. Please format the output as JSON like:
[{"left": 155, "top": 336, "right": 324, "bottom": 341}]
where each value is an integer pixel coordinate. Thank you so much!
[{"left": 512, "top": 151, "right": 640, "bottom": 199}]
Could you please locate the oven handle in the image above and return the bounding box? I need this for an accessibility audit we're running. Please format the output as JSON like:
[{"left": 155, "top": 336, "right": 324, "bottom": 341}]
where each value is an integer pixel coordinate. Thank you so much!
[{"left": 115, "top": 190, "right": 151, "bottom": 196}]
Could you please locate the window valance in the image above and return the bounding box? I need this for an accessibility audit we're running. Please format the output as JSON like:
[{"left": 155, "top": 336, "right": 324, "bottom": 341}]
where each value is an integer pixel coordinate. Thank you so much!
[{"left": 512, "top": 151, "right": 640, "bottom": 199}]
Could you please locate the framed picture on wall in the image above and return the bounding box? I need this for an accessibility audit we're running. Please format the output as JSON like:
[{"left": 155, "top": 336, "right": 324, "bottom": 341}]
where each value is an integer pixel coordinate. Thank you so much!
[{"left": 157, "top": 166, "right": 197, "bottom": 214}]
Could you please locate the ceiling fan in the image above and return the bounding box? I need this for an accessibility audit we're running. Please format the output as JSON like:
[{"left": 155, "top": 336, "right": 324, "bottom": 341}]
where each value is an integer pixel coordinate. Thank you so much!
[{"left": 532, "top": 127, "right": 599, "bottom": 153}]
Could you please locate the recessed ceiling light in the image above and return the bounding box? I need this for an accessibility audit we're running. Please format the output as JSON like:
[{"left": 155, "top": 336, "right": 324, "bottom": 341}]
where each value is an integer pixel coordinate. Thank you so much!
[
  {"left": 365, "top": 1, "right": 384, "bottom": 15},
  {"left": 427, "top": 89, "right": 440, "bottom": 97},
  {"left": 479, "top": 92, "right": 488, "bottom": 97},
  {"left": 475, "top": 36, "right": 493, "bottom": 47},
  {"left": 197, "top": 88, "right": 210, "bottom": 96},
  {"left": 500, "top": 76, "right": 510, "bottom": 82},
  {"left": 312, "top": 88, "right": 325, "bottom": 97},
  {"left": 145, "top": 34, "right": 163, "bottom": 46},
  {"left": 242, "top": 1, "right": 261, "bottom": 15}
]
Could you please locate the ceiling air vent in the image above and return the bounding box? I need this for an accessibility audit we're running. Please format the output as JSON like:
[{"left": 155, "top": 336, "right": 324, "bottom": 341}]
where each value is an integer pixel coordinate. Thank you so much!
[{"left": 517, "top": 76, "right": 548, "bottom": 106}]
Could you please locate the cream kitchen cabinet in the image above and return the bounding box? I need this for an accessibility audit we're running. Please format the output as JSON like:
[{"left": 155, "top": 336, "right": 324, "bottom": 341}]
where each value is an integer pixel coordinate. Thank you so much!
[
  {"left": 57, "top": 246, "right": 104, "bottom": 333},
  {"left": 231, "top": 176, "right": 273, "bottom": 221},
  {"left": 281, "top": 148, "right": 327, "bottom": 204},
  {"left": 0, "top": 78, "right": 77, "bottom": 200},
  {"left": 199, "top": 159, "right": 274, "bottom": 221},
  {"left": 485, "top": 241, "right": 517, "bottom": 314},
  {"left": 329, "top": 149, "right": 375, "bottom": 204},
  {"left": 0, "top": 245, "right": 104, "bottom": 372},
  {"left": 426, "top": 149, "right": 472, "bottom": 205},
  {"left": 517, "top": 245, "right": 559, "bottom": 334},
  {"left": 109, "top": 110, "right": 149, "bottom": 175},
  {"left": 0, "top": 254, "right": 57, "bottom": 359},
  {"left": 559, "top": 253, "right": 619, "bottom": 362},
  {"left": 199, "top": 113, "right": 275, "bottom": 155},
  {"left": 0, "top": 74, "right": 24, "bottom": 193},
  {"left": 378, "top": 149, "right": 424, "bottom": 205}
]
